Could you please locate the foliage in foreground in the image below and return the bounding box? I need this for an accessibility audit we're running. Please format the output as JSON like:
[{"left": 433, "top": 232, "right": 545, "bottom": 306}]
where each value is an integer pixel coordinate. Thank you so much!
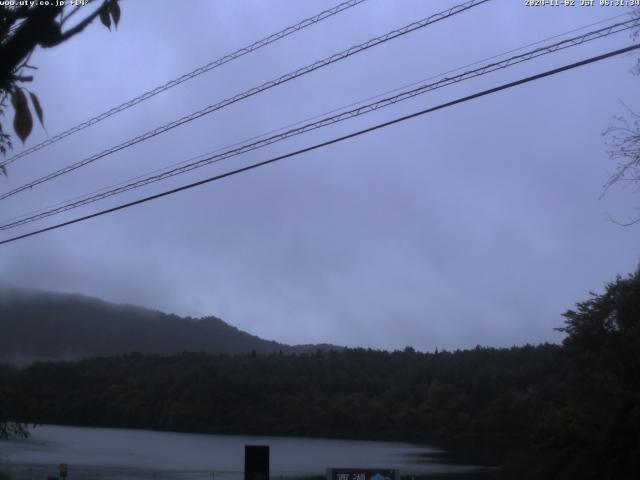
[
  {"left": 503, "top": 268, "right": 640, "bottom": 480},
  {"left": 0, "top": 0, "right": 121, "bottom": 160}
]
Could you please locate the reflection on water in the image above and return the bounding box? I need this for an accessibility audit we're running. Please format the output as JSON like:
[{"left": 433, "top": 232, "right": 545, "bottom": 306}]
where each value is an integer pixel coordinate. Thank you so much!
[{"left": 0, "top": 425, "right": 483, "bottom": 480}]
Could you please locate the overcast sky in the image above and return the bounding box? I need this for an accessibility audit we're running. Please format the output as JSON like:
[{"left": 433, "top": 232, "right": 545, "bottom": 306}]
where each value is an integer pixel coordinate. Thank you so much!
[{"left": 0, "top": 0, "right": 639, "bottom": 351}]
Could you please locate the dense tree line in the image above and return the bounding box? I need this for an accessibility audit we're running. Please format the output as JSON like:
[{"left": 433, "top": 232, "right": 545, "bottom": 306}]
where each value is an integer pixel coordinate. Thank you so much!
[{"left": 0, "top": 344, "right": 567, "bottom": 458}]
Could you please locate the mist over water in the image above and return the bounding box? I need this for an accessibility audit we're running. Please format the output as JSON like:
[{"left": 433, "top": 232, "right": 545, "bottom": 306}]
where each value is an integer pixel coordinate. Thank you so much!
[{"left": 0, "top": 425, "right": 481, "bottom": 480}]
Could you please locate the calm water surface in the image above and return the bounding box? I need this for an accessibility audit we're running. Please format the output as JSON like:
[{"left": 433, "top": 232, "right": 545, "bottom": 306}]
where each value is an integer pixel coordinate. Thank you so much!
[{"left": 0, "top": 425, "right": 481, "bottom": 480}]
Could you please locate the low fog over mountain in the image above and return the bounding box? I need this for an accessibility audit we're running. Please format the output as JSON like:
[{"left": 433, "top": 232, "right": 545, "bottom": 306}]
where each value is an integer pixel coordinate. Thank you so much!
[{"left": 0, "top": 283, "right": 340, "bottom": 364}]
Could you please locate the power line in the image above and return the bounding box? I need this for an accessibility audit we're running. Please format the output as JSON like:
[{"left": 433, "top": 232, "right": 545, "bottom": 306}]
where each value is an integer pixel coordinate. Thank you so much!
[
  {"left": 3, "top": 16, "right": 635, "bottom": 228},
  {"left": 0, "top": 0, "right": 369, "bottom": 169},
  {"left": 1, "top": 43, "right": 638, "bottom": 247},
  {"left": 8, "top": 9, "right": 624, "bottom": 226},
  {"left": 0, "top": 0, "right": 491, "bottom": 201},
  {"left": 6, "top": 11, "right": 630, "bottom": 227},
  {"left": 2, "top": 17, "right": 637, "bottom": 230}
]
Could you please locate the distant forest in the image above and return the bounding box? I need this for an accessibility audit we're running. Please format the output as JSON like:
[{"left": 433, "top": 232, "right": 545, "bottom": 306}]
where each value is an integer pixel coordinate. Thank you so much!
[
  {"left": 0, "top": 285, "right": 338, "bottom": 362},
  {"left": 1, "top": 269, "right": 639, "bottom": 479},
  {"left": 0, "top": 345, "right": 565, "bottom": 443},
  {"left": 1, "top": 345, "right": 566, "bottom": 473}
]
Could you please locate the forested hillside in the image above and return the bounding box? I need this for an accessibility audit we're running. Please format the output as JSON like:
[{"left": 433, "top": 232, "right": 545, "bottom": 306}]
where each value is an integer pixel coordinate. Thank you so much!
[{"left": 0, "top": 285, "right": 337, "bottom": 362}]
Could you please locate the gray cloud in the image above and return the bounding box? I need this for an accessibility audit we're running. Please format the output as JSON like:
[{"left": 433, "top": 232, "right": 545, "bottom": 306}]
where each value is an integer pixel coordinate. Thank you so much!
[{"left": 1, "top": 0, "right": 638, "bottom": 351}]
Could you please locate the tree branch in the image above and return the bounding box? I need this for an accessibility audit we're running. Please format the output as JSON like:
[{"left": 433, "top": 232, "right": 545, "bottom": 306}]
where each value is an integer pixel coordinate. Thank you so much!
[
  {"left": 606, "top": 211, "right": 640, "bottom": 227},
  {"left": 0, "top": 6, "right": 63, "bottom": 82},
  {"left": 56, "top": 0, "right": 112, "bottom": 44}
]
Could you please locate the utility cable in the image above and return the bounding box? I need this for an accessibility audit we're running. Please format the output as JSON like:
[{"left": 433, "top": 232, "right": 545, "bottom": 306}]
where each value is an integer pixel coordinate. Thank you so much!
[
  {"left": 0, "top": 0, "right": 491, "bottom": 200},
  {"left": 8, "top": 8, "right": 624, "bottom": 226},
  {"left": 0, "top": 0, "right": 369, "bottom": 169},
  {"left": 1, "top": 43, "right": 638, "bottom": 246},
  {"left": 1, "top": 17, "right": 637, "bottom": 230}
]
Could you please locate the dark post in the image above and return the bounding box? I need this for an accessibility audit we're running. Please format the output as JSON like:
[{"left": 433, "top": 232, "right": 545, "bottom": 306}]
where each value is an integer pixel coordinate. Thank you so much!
[{"left": 244, "top": 445, "right": 269, "bottom": 480}]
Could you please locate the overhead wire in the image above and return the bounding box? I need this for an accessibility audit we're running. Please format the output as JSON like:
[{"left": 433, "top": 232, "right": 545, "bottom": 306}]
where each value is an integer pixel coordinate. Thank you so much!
[
  {"left": 6, "top": 9, "right": 628, "bottom": 227},
  {"left": 0, "top": 0, "right": 369, "bottom": 168},
  {"left": 0, "top": 0, "right": 492, "bottom": 201},
  {"left": 1, "top": 16, "right": 638, "bottom": 230},
  {"left": 1, "top": 42, "right": 638, "bottom": 246}
]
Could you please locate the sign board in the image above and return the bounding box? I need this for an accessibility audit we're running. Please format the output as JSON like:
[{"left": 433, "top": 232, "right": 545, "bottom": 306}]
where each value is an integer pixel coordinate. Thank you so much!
[
  {"left": 244, "top": 445, "right": 269, "bottom": 480},
  {"left": 327, "top": 469, "right": 399, "bottom": 480},
  {"left": 58, "top": 464, "right": 68, "bottom": 479}
]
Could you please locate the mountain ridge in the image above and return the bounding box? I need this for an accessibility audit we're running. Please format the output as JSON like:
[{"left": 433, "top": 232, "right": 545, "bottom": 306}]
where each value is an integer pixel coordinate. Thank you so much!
[{"left": 0, "top": 283, "right": 341, "bottom": 364}]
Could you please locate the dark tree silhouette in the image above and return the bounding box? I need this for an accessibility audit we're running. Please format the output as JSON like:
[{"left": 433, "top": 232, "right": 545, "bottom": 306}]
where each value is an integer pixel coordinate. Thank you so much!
[
  {"left": 0, "top": 0, "right": 121, "bottom": 169},
  {"left": 515, "top": 268, "right": 640, "bottom": 479}
]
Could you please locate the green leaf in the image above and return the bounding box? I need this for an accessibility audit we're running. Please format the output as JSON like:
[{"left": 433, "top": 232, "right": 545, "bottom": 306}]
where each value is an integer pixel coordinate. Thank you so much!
[
  {"left": 110, "top": 1, "right": 121, "bottom": 28},
  {"left": 11, "top": 89, "right": 32, "bottom": 143},
  {"left": 99, "top": 6, "right": 111, "bottom": 29},
  {"left": 29, "top": 91, "right": 44, "bottom": 127}
]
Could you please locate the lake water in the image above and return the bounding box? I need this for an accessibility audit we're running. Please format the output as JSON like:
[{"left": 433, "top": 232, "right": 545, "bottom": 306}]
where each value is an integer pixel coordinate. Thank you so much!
[{"left": 0, "top": 425, "right": 483, "bottom": 480}]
